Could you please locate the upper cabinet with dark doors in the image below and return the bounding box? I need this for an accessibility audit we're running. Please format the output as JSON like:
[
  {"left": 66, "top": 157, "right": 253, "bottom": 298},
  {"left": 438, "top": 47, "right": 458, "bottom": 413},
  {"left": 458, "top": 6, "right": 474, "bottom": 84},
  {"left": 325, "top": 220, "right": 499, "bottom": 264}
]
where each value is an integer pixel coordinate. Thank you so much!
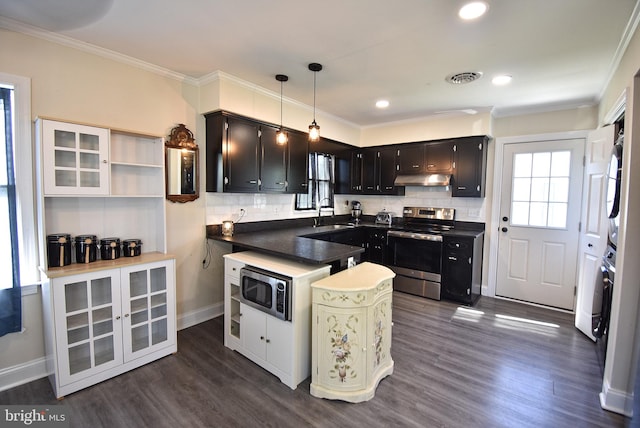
[
  {"left": 396, "top": 140, "right": 453, "bottom": 174},
  {"left": 396, "top": 143, "right": 426, "bottom": 174},
  {"left": 451, "top": 136, "right": 489, "bottom": 197},
  {"left": 205, "top": 111, "right": 307, "bottom": 193},
  {"left": 351, "top": 147, "right": 404, "bottom": 195}
]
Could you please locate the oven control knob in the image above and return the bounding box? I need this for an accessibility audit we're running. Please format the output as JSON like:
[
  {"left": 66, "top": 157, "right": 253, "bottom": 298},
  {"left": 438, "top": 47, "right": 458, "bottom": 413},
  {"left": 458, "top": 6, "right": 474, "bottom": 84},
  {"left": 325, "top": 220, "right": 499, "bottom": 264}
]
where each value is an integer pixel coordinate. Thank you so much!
[{"left": 501, "top": 227, "right": 508, "bottom": 232}]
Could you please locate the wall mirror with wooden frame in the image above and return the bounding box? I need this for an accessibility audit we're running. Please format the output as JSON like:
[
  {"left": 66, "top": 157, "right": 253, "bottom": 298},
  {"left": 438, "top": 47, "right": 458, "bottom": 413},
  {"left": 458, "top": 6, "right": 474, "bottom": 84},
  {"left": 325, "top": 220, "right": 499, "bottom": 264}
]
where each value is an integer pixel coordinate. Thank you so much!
[{"left": 165, "top": 124, "right": 199, "bottom": 203}]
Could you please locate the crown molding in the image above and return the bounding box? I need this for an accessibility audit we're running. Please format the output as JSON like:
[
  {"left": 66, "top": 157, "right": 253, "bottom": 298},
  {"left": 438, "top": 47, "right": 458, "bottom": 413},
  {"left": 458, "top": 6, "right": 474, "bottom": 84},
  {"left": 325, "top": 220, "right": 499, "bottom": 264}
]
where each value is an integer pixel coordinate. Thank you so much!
[
  {"left": 0, "top": 16, "right": 199, "bottom": 86},
  {"left": 599, "top": 0, "right": 640, "bottom": 101},
  {"left": 197, "top": 70, "right": 360, "bottom": 129}
]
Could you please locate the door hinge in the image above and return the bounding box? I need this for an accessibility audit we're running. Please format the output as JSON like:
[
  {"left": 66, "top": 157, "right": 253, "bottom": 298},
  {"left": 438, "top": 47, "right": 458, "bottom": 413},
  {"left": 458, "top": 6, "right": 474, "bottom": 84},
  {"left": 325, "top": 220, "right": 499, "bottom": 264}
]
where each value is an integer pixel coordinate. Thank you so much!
[
  {"left": 583, "top": 155, "right": 586, "bottom": 167},
  {"left": 574, "top": 286, "right": 577, "bottom": 296},
  {"left": 578, "top": 222, "right": 581, "bottom": 232}
]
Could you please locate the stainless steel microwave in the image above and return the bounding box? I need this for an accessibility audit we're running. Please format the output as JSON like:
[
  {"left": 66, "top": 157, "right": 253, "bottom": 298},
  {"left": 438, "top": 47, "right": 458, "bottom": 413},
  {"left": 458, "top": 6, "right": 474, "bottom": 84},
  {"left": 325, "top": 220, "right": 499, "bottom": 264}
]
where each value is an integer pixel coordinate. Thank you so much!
[{"left": 240, "top": 266, "right": 292, "bottom": 321}]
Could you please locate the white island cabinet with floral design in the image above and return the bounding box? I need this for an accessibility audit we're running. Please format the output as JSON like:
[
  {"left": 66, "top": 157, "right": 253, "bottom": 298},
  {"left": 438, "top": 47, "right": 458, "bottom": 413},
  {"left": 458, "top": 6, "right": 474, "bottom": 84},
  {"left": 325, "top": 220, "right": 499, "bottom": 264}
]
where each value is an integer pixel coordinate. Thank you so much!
[{"left": 310, "top": 262, "right": 395, "bottom": 402}]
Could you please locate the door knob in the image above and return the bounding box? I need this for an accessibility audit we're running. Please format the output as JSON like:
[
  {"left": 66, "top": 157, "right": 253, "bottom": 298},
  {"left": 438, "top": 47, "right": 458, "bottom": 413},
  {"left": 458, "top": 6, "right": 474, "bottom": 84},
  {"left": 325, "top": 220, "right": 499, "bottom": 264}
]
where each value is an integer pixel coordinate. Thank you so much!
[
  {"left": 502, "top": 216, "right": 508, "bottom": 222},
  {"left": 588, "top": 243, "right": 593, "bottom": 248},
  {"left": 501, "top": 227, "right": 508, "bottom": 232}
]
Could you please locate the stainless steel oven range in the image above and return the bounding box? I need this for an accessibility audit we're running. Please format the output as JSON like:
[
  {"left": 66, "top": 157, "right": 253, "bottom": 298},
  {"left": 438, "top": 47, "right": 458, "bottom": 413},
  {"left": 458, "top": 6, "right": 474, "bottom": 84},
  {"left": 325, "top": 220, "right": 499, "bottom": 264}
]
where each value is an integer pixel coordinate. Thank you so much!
[{"left": 387, "top": 207, "right": 455, "bottom": 300}]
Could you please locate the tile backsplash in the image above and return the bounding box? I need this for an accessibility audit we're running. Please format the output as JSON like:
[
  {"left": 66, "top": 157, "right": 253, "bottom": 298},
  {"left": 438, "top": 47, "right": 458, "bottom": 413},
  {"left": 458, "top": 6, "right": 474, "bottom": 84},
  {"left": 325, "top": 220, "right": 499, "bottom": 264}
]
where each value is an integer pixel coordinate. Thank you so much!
[{"left": 205, "top": 186, "right": 486, "bottom": 225}]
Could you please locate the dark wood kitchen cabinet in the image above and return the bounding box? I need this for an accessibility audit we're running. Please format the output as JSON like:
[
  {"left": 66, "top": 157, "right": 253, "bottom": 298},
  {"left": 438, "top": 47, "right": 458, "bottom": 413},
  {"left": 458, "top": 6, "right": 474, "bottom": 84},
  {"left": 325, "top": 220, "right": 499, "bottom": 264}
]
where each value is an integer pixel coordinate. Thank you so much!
[
  {"left": 364, "top": 229, "right": 387, "bottom": 264},
  {"left": 397, "top": 140, "right": 453, "bottom": 175},
  {"left": 351, "top": 147, "right": 403, "bottom": 195},
  {"left": 396, "top": 143, "right": 425, "bottom": 174},
  {"left": 451, "top": 136, "right": 489, "bottom": 197},
  {"left": 425, "top": 140, "right": 454, "bottom": 173},
  {"left": 286, "top": 129, "right": 309, "bottom": 194},
  {"left": 205, "top": 111, "right": 306, "bottom": 193},
  {"left": 441, "top": 233, "right": 484, "bottom": 305},
  {"left": 350, "top": 151, "right": 364, "bottom": 192}
]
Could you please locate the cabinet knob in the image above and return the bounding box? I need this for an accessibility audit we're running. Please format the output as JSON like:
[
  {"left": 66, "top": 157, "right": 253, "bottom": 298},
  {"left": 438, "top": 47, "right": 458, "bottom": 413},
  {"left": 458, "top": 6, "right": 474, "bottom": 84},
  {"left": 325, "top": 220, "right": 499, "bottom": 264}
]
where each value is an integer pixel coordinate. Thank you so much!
[
  {"left": 125, "top": 313, "right": 130, "bottom": 317},
  {"left": 260, "top": 336, "right": 265, "bottom": 340},
  {"left": 102, "top": 159, "right": 108, "bottom": 164},
  {"left": 266, "top": 339, "right": 271, "bottom": 343},
  {"left": 116, "top": 315, "right": 121, "bottom": 320}
]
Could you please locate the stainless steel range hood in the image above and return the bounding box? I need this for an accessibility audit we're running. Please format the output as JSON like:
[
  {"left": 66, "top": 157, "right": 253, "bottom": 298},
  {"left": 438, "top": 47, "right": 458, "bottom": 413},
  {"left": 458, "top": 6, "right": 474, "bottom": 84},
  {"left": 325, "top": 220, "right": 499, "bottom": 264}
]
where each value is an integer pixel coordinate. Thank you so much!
[{"left": 393, "top": 173, "right": 451, "bottom": 187}]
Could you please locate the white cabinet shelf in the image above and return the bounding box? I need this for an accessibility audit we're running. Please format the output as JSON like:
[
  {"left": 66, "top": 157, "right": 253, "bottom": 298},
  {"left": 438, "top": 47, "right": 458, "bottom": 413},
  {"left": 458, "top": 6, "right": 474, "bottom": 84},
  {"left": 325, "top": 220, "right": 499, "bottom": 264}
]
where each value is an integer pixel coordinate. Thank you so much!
[
  {"left": 36, "top": 118, "right": 167, "bottom": 269},
  {"left": 223, "top": 252, "right": 330, "bottom": 389},
  {"left": 41, "top": 255, "right": 176, "bottom": 398}
]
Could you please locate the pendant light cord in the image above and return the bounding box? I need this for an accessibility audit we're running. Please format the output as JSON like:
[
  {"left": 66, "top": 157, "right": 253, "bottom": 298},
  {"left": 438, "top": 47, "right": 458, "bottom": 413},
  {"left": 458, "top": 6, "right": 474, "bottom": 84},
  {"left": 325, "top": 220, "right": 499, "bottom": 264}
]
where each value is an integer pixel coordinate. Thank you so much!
[{"left": 313, "top": 71, "right": 317, "bottom": 121}]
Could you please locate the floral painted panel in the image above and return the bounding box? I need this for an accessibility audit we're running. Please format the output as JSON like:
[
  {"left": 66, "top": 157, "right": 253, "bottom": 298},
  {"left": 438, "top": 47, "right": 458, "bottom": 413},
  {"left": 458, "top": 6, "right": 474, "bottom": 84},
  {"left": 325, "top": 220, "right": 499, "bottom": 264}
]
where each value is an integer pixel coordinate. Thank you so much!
[
  {"left": 373, "top": 299, "right": 391, "bottom": 369},
  {"left": 316, "top": 305, "right": 366, "bottom": 390}
]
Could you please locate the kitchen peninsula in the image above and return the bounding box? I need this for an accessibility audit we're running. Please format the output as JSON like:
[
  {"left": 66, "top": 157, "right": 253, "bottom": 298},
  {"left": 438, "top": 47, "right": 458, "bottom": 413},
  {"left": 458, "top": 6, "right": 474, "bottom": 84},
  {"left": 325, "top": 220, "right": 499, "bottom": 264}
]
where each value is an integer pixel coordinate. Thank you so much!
[{"left": 207, "top": 219, "right": 366, "bottom": 272}]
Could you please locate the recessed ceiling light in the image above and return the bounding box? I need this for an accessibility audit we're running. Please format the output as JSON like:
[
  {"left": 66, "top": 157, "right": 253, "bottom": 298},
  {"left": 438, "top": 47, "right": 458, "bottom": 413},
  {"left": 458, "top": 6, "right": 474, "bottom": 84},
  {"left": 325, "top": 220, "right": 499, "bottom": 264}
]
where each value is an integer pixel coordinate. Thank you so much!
[
  {"left": 459, "top": 2, "right": 488, "bottom": 20},
  {"left": 376, "top": 100, "right": 390, "bottom": 109},
  {"left": 492, "top": 74, "right": 512, "bottom": 85}
]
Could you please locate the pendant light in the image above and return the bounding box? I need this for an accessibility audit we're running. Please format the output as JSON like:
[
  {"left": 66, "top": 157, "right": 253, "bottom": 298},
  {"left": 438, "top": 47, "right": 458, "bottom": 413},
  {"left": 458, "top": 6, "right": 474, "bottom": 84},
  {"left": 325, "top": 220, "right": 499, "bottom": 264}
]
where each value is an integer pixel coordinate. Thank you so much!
[
  {"left": 275, "top": 74, "right": 288, "bottom": 145},
  {"left": 308, "top": 63, "right": 322, "bottom": 142}
]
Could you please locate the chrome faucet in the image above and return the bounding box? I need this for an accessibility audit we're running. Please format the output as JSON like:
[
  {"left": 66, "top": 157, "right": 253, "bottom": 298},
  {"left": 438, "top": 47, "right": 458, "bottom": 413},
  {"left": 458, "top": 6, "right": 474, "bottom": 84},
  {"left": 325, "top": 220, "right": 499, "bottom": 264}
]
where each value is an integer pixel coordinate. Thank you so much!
[{"left": 314, "top": 197, "right": 333, "bottom": 227}]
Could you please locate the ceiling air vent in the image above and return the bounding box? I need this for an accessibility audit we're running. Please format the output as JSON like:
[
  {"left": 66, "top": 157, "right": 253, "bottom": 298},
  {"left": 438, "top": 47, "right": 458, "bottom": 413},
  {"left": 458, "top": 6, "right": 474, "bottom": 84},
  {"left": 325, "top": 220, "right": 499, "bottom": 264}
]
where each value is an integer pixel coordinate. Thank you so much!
[{"left": 446, "top": 72, "right": 483, "bottom": 84}]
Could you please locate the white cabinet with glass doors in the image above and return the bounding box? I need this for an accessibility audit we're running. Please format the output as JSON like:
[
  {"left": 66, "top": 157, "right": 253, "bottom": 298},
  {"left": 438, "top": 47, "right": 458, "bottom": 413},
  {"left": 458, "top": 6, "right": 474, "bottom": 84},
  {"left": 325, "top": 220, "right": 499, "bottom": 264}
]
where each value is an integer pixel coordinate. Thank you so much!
[
  {"left": 41, "top": 254, "right": 176, "bottom": 398},
  {"left": 35, "top": 118, "right": 166, "bottom": 271},
  {"left": 40, "top": 120, "right": 110, "bottom": 195}
]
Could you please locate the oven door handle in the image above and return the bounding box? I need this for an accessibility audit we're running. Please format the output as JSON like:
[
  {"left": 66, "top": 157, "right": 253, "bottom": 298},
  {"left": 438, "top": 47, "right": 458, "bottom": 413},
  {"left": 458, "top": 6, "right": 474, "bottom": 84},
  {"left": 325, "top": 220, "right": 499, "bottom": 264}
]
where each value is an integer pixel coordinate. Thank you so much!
[{"left": 387, "top": 230, "right": 443, "bottom": 242}]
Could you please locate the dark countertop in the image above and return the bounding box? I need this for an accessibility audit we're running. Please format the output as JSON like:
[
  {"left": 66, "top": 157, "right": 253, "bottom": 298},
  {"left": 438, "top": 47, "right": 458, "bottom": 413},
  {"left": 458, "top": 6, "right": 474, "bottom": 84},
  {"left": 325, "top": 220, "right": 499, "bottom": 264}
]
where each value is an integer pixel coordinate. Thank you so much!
[
  {"left": 207, "top": 216, "right": 484, "bottom": 267},
  {"left": 208, "top": 223, "right": 365, "bottom": 266}
]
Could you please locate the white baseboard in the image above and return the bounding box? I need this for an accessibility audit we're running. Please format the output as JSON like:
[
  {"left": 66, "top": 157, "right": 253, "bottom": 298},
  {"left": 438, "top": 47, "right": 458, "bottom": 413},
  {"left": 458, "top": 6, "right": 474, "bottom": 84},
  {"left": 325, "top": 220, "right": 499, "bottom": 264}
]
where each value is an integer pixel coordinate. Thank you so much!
[
  {"left": 0, "top": 357, "right": 49, "bottom": 393},
  {"left": 599, "top": 378, "right": 634, "bottom": 417},
  {"left": 177, "top": 302, "right": 224, "bottom": 330}
]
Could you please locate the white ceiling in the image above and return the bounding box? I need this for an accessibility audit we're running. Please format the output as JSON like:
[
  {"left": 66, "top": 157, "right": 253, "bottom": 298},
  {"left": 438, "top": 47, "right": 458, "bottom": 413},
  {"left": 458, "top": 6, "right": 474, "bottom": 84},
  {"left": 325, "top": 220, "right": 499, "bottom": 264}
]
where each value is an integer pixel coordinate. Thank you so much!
[{"left": 1, "top": 0, "right": 638, "bottom": 126}]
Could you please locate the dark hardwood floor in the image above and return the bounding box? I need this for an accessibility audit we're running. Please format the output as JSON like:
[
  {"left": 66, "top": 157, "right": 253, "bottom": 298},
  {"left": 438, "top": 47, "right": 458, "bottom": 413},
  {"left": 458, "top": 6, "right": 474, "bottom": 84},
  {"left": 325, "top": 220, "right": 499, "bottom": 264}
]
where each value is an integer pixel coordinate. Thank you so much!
[{"left": 0, "top": 292, "right": 630, "bottom": 427}]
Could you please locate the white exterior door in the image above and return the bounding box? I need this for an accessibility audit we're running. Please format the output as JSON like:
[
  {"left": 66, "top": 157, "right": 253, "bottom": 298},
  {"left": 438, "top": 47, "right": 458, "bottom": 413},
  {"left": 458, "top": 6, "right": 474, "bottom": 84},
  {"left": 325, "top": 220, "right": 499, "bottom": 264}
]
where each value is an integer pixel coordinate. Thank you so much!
[
  {"left": 575, "top": 126, "right": 614, "bottom": 340},
  {"left": 496, "top": 138, "right": 585, "bottom": 310}
]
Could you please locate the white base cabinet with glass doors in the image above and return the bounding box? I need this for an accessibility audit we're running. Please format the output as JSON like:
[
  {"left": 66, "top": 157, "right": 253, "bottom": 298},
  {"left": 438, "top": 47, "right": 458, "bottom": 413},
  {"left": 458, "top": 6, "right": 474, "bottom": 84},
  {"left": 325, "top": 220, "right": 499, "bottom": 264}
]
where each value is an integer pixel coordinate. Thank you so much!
[
  {"left": 223, "top": 251, "right": 330, "bottom": 390},
  {"left": 41, "top": 254, "right": 176, "bottom": 398}
]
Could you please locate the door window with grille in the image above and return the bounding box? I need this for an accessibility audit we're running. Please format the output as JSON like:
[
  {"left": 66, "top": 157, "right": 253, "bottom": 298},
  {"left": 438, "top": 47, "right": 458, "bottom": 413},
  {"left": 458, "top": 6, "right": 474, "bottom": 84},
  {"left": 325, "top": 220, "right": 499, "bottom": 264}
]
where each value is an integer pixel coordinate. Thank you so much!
[{"left": 511, "top": 150, "right": 571, "bottom": 229}]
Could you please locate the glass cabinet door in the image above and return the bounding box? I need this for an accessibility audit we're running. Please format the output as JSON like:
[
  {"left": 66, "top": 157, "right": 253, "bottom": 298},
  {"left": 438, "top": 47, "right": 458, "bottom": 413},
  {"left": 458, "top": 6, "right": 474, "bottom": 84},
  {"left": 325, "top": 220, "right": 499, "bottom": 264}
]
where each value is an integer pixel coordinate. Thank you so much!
[
  {"left": 121, "top": 261, "right": 175, "bottom": 361},
  {"left": 41, "top": 119, "right": 109, "bottom": 195},
  {"left": 53, "top": 270, "right": 123, "bottom": 384}
]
